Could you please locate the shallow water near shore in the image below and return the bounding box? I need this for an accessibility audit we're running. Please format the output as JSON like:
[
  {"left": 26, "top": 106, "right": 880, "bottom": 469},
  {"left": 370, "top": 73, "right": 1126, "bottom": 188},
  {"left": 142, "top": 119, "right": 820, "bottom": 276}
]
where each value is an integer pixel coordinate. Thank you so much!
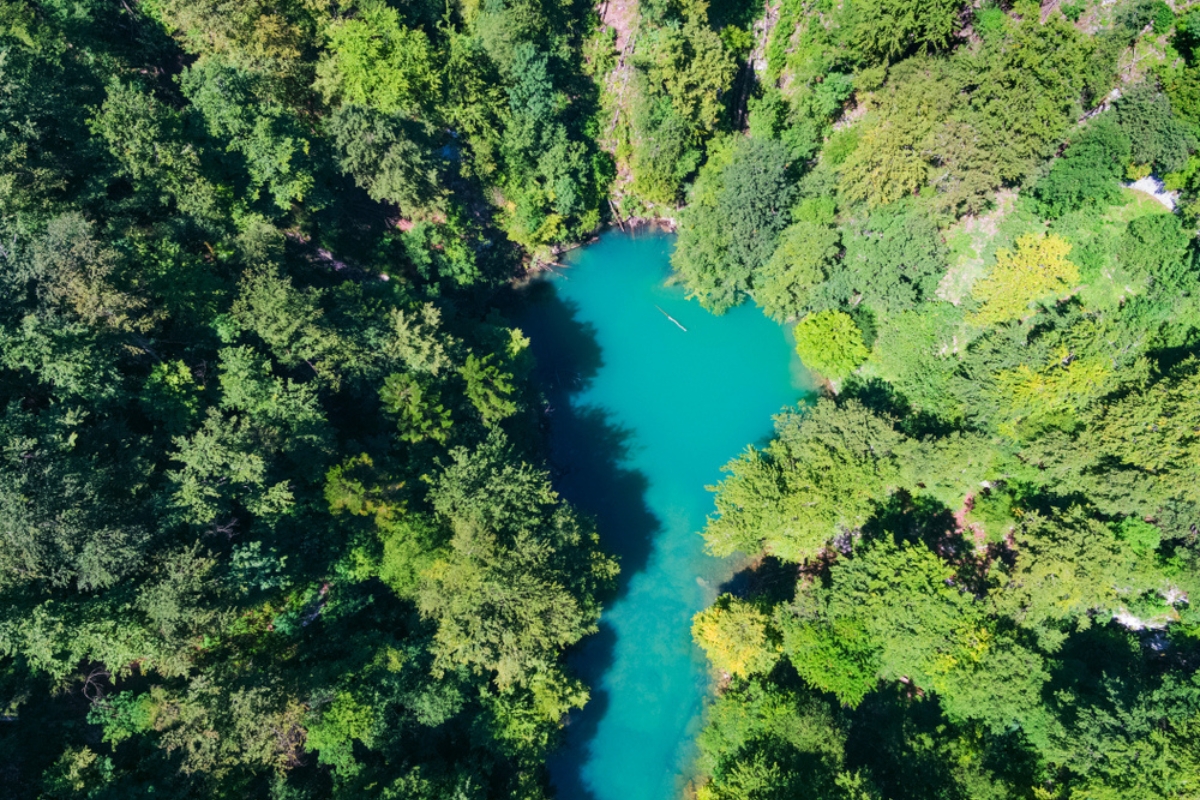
[{"left": 510, "top": 230, "right": 813, "bottom": 800}]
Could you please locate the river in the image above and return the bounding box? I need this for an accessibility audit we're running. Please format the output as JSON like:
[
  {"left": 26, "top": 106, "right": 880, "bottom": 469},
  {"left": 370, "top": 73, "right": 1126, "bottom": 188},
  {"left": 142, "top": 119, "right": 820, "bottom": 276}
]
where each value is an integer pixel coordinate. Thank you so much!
[{"left": 511, "top": 230, "right": 813, "bottom": 800}]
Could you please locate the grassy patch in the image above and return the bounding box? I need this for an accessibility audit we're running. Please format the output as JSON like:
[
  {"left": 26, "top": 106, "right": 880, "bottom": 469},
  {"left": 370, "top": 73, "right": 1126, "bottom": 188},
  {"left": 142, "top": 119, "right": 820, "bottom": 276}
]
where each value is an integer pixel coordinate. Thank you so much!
[
  {"left": 1051, "top": 187, "right": 1169, "bottom": 308},
  {"left": 938, "top": 190, "right": 1040, "bottom": 304},
  {"left": 940, "top": 188, "right": 1168, "bottom": 310},
  {"left": 1102, "top": 186, "right": 1172, "bottom": 228}
]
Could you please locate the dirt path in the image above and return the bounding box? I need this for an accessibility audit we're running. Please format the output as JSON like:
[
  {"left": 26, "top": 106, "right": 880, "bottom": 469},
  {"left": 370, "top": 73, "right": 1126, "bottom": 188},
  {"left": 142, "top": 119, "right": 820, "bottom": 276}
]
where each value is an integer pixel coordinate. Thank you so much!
[
  {"left": 599, "top": 0, "right": 637, "bottom": 54},
  {"left": 598, "top": 0, "right": 640, "bottom": 148},
  {"left": 593, "top": 0, "right": 641, "bottom": 210}
]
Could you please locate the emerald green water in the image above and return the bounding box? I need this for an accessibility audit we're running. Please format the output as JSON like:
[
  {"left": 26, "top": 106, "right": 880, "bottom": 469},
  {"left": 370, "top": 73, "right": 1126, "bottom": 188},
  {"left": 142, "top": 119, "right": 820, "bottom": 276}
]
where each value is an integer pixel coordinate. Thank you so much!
[{"left": 512, "top": 230, "right": 812, "bottom": 800}]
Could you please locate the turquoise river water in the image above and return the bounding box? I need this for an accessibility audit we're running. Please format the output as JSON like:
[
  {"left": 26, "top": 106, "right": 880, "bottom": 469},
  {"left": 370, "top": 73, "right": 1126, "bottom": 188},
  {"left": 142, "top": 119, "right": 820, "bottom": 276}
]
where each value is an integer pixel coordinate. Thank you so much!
[{"left": 511, "top": 230, "right": 813, "bottom": 800}]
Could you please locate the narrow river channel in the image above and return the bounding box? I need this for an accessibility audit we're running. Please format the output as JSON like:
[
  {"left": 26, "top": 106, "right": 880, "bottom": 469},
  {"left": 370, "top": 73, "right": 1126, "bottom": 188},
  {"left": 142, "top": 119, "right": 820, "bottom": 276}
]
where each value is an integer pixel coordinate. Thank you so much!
[{"left": 510, "top": 230, "right": 813, "bottom": 800}]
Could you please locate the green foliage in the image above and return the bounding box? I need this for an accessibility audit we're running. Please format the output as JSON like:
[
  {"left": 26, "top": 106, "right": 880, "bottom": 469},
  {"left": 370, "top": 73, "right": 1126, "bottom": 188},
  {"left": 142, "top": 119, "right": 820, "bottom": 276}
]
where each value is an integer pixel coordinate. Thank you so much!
[
  {"left": 1116, "top": 212, "right": 1198, "bottom": 294},
  {"left": 179, "top": 60, "right": 317, "bottom": 210},
  {"left": 720, "top": 138, "right": 799, "bottom": 272},
  {"left": 1176, "top": 8, "right": 1200, "bottom": 65},
  {"left": 1116, "top": 81, "right": 1196, "bottom": 175},
  {"left": 327, "top": 106, "right": 445, "bottom": 216},
  {"left": 0, "top": 3, "right": 618, "bottom": 795},
  {"left": 1114, "top": 0, "right": 1170, "bottom": 33},
  {"left": 25, "top": 212, "right": 151, "bottom": 333},
  {"left": 141, "top": 360, "right": 203, "bottom": 435},
  {"left": 1152, "top": 0, "right": 1175, "bottom": 33},
  {"left": 835, "top": 201, "right": 949, "bottom": 314},
  {"left": 90, "top": 81, "right": 224, "bottom": 223},
  {"left": 991, "top": 508, "right": 1149, "bottom": 650},
  {"left": 780, "top": 538, "right": 987, "bottom": 706},
  {"left": 229, "top": 540, "right": 291, "bottom": 594},
  {"left": 695, "top": 681, "right": 858, "bottom": 800},
  {"left": 704, "top": 398, "right": 905, "bottom": 561},
  {"left": 628, "top": 93, "right": 707, "bottom": 206},
  {"left": 793, "top": 310, "right": 869, "bottom": 381},
  {"left": 673, "top": 136, "right": 797, "bottom": 313},
  {"left": 152, "top": 0, "right": 320, "bottom": 94},
  {"left": 850, "top": 0, "right": 965, "bottom": 62},
  {"left": 967, "top": 14, "right": 1091, "bottom": 182},
  {"left": 837, "top": 118, "right": 930, "bottom": 207},
  {"left": 1116, "top": 517, "right": 1161, "bottom": 555},
  {"left": 970, "top": 233, "right": 1080, "bottom": 325},
  {"left": 398, "top": 213, "right": 487, "bottom": 288},
  {"left": 492, "top": 43, "right": 600, "bottom": 250},
  {"left": 753, "top": 220, "right": 841, "bottom": 320},
  {"left": 1060, "top": 1, "right": 1085, "bottom": 22},
  {"left": 418, "top": 433, "right": 617, "bottom": 688},
  {"left": 378, "top": 514, "right": 446, "bottom": 599},
  {"left": 625, "top": 0, "right": 738, "bottom": 205},
  {"left": 460, "top": 353, "right": 518, "bottom": 426},
  {"left": 0, "top": 432, "right": 151, "bottom": 592},
  {"left": 227, "top": 266, "right": 349, "bottom": 382},
  {"left": 380, "top": 372, "right": 453, "bottom": 443},
  {"left": 692, "top": 595, "right": 780, "bottom": 678},
  {"left": 90, "top": 692, "right": 157, "bottom": 746},
  {"left": 9, "top": 0, "right": 1200, "bottom": 797},
  {"left": 686, "top": 5, "right": 1200, "bottom": 799},
  {"left": 315, "top": 4, "right": 439, "bottom": 116},
  {"left": 833, "top": 58, "right": 983, "bottom": 211},
  {"left": 304, "top": 691, "right": 377, "bottom": 773},
  {"left": 325, "top": 453, "right": 390, "bottom": 517},
  {"left": 1033, "top": 116, "right": 1131, "bottom": 217},
  {"left": 1078, "top": 358, "right": 1200, "bottom": 516},
  {"left": 869, "top": 304, "right": 964, "bottom": 418},
  {"left": 639, "top": 0, "right": 735, "bottom": 133},
  {"left": 40, "top": 747, "right": 115, "bottom": 799},
  {"left": 992, "top": 353, "right": 1113, "bottom": 438}
]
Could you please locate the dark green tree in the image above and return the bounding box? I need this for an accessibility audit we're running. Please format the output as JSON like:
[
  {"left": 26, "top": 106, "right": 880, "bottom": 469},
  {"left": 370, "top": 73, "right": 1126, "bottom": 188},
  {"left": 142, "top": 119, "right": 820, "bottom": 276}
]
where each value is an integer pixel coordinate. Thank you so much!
[{"left": 1033, "top": 115, "right": 1131, "bottom": 217}]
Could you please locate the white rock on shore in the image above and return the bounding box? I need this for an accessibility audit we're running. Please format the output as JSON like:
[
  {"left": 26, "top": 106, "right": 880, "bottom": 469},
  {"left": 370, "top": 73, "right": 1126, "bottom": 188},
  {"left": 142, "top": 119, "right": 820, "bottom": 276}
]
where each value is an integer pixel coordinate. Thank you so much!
[{"left": 1127, "top": 175, "right": 1179, "bottom": 211}]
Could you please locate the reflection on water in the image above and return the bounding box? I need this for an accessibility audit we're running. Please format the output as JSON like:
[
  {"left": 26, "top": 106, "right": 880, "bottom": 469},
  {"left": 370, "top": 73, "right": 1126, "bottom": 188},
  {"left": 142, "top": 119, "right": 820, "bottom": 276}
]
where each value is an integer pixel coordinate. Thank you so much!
[{"left": 510, "top": 231, "right": 813, "bottom": 800}]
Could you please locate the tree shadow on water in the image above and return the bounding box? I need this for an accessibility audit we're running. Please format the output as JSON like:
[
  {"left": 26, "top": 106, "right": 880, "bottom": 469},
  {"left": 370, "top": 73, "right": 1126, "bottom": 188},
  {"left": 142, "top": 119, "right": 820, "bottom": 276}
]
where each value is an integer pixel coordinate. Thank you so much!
[
  {"left": 546, "top": 620, "right": 617, "bottom": 800},
  {"left": 504, "top": 277, "right": 663, "bottom": 800},
  {"left": 553, "top": 403, "right": 659, "bottom": 583}
]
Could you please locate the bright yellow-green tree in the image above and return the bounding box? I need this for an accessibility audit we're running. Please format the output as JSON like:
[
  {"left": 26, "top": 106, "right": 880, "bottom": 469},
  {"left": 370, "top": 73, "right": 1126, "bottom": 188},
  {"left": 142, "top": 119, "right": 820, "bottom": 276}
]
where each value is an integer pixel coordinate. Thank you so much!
[
  {"left": 793, "top": 309, "right": 869, "bottom": 381},
  {"left": 837, "top": 120, "right": 929, "bottom": 207},
  {"left": 316, "top": 5, "right": 439, "bottom": 116},
  {"left": 970, "top": 233, "right": 1080, "bottom": 325},
  {"left": 994, "top": 354, "right": 1112, "bottom": 438},
  {"left": 692, "top": 595, "right": 779, "bottom": 678}
]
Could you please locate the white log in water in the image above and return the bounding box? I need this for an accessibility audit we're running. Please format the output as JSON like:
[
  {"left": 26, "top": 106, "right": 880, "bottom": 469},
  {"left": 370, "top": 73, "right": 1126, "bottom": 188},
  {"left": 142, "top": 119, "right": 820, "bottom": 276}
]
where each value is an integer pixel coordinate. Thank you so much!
[{"left": 654, "top": 305, "right": 687, "bottom": 331}]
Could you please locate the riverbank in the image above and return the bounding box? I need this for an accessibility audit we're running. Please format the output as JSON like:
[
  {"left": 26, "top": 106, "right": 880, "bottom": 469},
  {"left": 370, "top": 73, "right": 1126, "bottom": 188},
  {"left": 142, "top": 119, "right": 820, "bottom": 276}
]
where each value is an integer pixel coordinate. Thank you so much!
[
  {"left": 509, "top": 230, "right": 813, "bottom": 800},
  {"left": 519, "top": 216, "right": 681, "bottom": 281}
]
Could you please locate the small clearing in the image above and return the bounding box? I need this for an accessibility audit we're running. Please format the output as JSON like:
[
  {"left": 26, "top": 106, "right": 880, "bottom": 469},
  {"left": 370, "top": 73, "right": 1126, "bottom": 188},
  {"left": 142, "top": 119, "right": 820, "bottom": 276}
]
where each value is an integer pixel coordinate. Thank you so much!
[
  {"left": 937, "top": 189, "right": 1020, "bottom": 305},
  {"left": 599, "top": 0, "right": 637, "bottom": 57}
]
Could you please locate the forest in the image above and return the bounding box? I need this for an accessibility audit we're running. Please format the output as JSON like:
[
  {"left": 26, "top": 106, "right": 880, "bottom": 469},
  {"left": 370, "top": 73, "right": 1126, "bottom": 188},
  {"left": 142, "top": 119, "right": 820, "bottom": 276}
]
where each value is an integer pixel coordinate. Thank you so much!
[
  {"left": 0, "top": 0, "right": 617, "bottom": 796},
  {"left": 1, "top": 0, "right": 1199, "bottom": 796},
  {"left": 671, "top": 1, "right": 1200, "bottom": 799}
]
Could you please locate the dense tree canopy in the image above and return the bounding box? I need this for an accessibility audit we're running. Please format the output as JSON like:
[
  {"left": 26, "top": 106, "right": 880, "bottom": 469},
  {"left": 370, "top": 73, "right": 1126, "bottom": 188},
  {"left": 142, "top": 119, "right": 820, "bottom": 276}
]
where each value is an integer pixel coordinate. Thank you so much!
[
  {"left": 6, "top": 0, "right": 1200, "bottom": 797},
  {"left": 0, "top": 1, "right": 617, "bottom": 797},
  {"left": 1033, "top": 115, "right": 1131, "bottom": 217},
  {"left": 671, "top": 136, "right": 796, "bottom": 312},
  {"left": 674, "top": 2, "right": 1200, "bottom": 798},
  {"left": 792, "top": 310, "right": 869, "bottom": 382}
]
